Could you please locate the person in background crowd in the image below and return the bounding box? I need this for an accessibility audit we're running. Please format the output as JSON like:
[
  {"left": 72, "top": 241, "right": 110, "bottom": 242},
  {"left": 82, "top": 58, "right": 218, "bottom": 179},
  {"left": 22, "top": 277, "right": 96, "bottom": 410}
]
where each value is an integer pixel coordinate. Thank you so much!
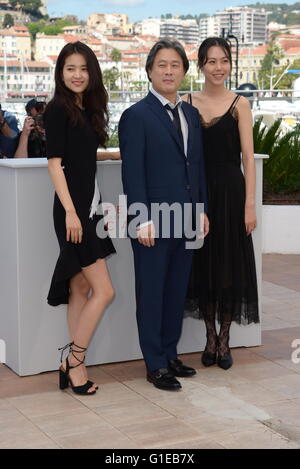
[
  {"left": 14, "top": 100, "right": 47, "bottom": 158},
  {"left": 25, "top": 99, "right": 46, "bottom": 117},
  {"left": 0, "top": 103, "right": 19, "bottom": 158}
]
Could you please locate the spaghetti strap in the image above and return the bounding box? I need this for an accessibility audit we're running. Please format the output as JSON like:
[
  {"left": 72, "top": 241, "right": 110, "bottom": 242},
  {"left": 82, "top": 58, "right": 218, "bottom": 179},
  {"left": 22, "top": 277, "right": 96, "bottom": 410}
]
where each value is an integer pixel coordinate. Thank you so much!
[
  {"left": 228, "top": 94, "right": 240, "bottom": 113},
  {"left": 188, "top": 93, "right": 193, "bottom": 105}
]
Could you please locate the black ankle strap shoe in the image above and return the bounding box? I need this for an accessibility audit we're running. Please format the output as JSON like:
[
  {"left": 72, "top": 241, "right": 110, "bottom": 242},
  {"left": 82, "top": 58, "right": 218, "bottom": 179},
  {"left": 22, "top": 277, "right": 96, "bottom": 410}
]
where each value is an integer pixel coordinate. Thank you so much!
[{"left": 58, "top": 342, "right": 98, "bottom": 395}]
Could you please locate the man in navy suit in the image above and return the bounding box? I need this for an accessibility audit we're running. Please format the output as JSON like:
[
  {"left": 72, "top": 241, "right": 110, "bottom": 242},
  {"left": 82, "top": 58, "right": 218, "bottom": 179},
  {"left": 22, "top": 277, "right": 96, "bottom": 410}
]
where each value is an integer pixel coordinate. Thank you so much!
[{"left": 119, "top": 39, "right": 209, "bottom": 390}]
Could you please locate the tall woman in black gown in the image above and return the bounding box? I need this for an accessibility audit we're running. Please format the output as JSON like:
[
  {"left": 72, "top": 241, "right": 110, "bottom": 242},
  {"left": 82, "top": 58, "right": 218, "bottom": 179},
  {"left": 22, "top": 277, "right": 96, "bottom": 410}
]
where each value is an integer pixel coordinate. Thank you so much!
[
  {"left": 44, "top": 42, "right": 117, "bottom": 395},
  {"left": 184, "top": 38, "right": 259, "bottom": 370}
]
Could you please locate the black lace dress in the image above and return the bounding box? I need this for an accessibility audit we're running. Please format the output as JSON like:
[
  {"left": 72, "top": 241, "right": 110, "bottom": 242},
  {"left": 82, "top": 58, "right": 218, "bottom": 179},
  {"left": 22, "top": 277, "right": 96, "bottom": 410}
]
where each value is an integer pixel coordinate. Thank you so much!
[{"left": 185, "top": 95, "right": 259, "bottom": 325}]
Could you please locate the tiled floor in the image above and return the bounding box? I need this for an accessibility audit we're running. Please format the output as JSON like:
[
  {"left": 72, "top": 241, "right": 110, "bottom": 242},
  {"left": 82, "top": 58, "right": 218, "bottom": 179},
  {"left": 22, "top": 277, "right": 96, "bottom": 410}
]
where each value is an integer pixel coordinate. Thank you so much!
[{"left": 0, "top": 254, "right": 300, "bottom": 449}]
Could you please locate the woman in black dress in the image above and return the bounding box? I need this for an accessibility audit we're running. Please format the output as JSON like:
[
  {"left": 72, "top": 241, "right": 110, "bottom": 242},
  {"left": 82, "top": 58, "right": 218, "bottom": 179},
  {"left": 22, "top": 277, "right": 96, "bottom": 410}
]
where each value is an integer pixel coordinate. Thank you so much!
[
  {"left": 184, "top": 38, "right": 259, "bottom": 370},
  {"left": 45, "top": 42, "right": 117, "bottom": 395}
]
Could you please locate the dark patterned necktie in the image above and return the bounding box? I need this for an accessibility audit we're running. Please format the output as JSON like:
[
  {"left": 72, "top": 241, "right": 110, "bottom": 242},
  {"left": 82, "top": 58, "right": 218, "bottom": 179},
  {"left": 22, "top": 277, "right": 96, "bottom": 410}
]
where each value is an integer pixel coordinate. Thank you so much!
[{"left": 165, "top": 104, "right": 184, "bottom": 151}]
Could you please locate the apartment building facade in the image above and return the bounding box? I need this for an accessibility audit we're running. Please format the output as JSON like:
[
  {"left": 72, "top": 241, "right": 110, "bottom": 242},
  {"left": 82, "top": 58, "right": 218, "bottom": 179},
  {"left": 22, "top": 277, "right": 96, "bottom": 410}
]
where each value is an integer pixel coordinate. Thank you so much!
[
  {"left": 0, "top": 27, "right": 31, "bottom": 60},
  {"left": 0, "top": 59, "right": 52, "bottom": 96},
  {"left": 160, "top": 18, "right": 199, "bottom": 44},
  {"left": 200, "top": 7, "right": 267, "bottom": 45}
]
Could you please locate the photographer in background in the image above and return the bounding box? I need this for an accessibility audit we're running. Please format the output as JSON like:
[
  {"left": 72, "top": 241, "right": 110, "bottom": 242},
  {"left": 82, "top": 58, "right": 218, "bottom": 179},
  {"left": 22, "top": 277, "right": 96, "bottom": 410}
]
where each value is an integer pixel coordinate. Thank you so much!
[
  {"left": 25, "top": 99, "right": 46, "bottom": 117},
  {"left": 0, "top": 104, "right": 19, "bottom": 158},
  {"left": 14, "top": 99, "right": 46, "bottom": 158}
]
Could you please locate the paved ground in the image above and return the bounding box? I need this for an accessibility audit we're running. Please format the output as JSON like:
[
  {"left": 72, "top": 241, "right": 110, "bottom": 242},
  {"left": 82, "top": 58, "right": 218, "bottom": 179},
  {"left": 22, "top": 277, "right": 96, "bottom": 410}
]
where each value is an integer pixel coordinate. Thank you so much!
[{"left": 0, "top": 254, "right": 300, "bottom": 449}]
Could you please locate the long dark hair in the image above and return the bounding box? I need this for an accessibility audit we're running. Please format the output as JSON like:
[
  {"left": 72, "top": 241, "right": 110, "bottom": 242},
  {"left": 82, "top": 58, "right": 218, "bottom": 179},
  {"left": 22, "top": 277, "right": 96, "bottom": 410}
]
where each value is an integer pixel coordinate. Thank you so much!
[
  {"left": 49, "top": 41, "right": 108, "bottom": 147},
  {"left": 198, "top": 37, "right": 232, "bottom": 70}
]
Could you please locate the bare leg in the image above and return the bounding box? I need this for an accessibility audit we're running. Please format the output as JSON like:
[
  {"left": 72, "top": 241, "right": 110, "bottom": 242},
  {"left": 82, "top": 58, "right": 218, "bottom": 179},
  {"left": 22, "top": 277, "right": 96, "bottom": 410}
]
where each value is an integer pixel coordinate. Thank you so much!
[
  {"left": 67, "top": 272, "right": 90, "bottom": 341},
  {"left": 66, "top": 272, "right": 90, "bottom": 384},
  {"left": 63, "top": 259, "right": 114, "bottom": 393}
]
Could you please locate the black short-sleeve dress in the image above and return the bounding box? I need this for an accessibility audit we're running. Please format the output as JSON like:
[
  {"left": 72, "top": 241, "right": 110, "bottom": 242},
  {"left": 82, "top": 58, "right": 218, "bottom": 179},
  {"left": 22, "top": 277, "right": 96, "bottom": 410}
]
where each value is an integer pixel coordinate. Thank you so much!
[{"left": 44, "top": 101, "right": 116, "bottom": 306}]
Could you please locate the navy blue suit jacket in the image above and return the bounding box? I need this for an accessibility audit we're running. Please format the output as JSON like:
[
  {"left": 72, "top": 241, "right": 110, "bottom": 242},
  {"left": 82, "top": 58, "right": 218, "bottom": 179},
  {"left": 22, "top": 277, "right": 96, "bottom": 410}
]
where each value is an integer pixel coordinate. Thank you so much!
[{"left": 119, "top": 92, "right": 207, "bottom": 234}]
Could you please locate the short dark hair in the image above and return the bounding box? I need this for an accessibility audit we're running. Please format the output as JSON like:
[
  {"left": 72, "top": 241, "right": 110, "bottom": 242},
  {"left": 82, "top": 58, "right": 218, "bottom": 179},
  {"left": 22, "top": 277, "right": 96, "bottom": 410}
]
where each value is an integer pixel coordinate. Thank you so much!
[
  {"left": 198, "top": 37, "right": 232, "bottom": 69},
  {"left": 25, "top": 98, "right": 38, "bottom": 114},
  {"left": 145, "top": 39, "right": 189, "bottom": 81}
]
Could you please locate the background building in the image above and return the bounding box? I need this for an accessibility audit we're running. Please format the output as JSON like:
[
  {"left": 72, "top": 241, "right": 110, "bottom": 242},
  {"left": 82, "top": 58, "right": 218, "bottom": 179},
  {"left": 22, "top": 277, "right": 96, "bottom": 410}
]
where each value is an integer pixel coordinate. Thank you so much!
[
  {"left": 138, "top": 18, "right": 161, "bottom": 38},
  {"left": 87, "top": 13, "right": 133, "bottom": 35},
  {"left": 160, "top": 18, "right": 199, "bottom": 44},
  {"left": 0, "top": 26, "right": 31, "bottom": 60},
  {"left": 199, "top": 16, "right": 220, "bottom": 42},
  {"left": 200, "top": 7, "right": 267, "bottom": 45},
  {"left": 0, "top": 59, "right": 52, "bottom": 96}
]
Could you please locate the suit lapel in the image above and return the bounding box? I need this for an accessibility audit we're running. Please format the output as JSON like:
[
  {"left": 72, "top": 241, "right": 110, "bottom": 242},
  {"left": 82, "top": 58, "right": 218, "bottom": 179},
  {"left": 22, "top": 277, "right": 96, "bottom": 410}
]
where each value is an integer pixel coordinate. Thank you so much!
[{"left": 145, "top": 92, "right": 184, "bottom": 155}]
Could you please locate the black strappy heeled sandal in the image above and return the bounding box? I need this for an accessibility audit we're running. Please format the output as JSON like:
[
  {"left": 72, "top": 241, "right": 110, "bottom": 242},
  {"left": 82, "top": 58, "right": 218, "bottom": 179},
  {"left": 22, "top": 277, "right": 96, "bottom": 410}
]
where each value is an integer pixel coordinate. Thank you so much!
[{"left": 58, "top": 342, "right": 98, "bottom": 395}]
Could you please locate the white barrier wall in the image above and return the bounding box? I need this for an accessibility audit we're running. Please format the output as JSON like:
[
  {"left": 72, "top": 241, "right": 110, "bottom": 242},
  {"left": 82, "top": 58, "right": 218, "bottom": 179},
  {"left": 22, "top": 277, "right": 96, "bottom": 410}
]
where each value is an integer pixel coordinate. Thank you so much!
[
  {"left": 0, "top": 157, "right": 264, "bottom": 376},
  {"left": 262, "top": 205, "right": 300, "bottom": 254}
]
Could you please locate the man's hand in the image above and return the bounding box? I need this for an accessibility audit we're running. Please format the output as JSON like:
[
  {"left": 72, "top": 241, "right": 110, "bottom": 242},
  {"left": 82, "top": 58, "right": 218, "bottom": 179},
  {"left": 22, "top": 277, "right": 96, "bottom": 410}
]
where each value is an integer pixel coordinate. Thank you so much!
[
  {"left": 137, "top": 222, "right": 155, "bottom": 247},
  {"left": 199, "top": 213, "right": 209, "bottom": 239},
  {"left": 22, "top": 117, "right": 35, "bottom": 137},
  {"left": 203, "top": 213, "right": 209, "bottom": 237}
]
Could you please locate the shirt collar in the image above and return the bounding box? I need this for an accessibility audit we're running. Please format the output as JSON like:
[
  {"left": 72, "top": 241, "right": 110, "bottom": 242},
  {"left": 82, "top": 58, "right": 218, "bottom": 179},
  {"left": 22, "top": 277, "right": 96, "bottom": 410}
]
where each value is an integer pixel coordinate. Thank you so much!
[{"left": 150, "top": 87, "right": 182, "bottom": 109}]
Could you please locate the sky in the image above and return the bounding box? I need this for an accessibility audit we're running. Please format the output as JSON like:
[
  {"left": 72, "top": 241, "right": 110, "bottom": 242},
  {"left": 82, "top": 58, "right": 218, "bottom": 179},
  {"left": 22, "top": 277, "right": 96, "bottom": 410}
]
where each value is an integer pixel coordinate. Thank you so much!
[{"left": 46, "top": 0, "right": 298, "bottom": 23}]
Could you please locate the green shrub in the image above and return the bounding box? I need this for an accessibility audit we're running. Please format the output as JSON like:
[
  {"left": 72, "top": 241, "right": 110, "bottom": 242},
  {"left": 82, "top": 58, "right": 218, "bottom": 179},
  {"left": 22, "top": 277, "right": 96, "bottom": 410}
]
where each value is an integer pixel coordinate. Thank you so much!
[
  {"left": 107, "top": 125, "right": 119, "bottom": 148},
  {"left": 253, "top": 117, "right": 300, "bottom": 193}
]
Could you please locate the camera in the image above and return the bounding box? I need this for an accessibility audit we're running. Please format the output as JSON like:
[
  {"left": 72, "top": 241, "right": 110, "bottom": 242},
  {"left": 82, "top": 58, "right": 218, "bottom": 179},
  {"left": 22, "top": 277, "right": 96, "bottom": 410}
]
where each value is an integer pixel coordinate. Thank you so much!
[
  {"left": 29, "top": 113, "right": 44, "bottom": 140},
  {"left": 32, "top": 113, "right": 44, "bottom": 129}
]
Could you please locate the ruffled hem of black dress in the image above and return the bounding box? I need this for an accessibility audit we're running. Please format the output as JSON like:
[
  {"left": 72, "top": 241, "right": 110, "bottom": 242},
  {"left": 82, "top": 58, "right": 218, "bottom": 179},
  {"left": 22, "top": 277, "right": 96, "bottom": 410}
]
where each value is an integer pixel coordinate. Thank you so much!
[{"left": 47, "top": 239, "right": 116, "bottom": 306}]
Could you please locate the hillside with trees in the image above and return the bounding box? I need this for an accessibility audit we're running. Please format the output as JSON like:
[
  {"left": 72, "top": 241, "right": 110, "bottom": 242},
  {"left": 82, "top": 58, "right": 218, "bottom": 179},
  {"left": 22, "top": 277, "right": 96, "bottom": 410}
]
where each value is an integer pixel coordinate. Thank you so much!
[
  {"left": 161, "top": 4, "right": 300, "bottom": 26},
  {"left": 7, "top": 0, "right": 43, "bottom": 18},
  {"left": 247, "top": 2, "right": 300, "bottom": 24}
]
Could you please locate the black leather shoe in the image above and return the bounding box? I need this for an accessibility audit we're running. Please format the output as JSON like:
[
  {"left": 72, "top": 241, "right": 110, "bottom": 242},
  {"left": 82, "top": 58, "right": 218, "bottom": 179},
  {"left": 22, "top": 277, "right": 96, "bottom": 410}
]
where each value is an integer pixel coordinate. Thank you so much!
[
  {"left": 201, "top": 351, "right": 217, "bottom": 367},
  {"left": 217, "top": 352, "right": 233, "bottom": 370},
  {"left": 147, "top": 368, "right": 182, "bottom": 391},
  {"left": 168, "top": 359, "right": 196, "bottom": 377}
]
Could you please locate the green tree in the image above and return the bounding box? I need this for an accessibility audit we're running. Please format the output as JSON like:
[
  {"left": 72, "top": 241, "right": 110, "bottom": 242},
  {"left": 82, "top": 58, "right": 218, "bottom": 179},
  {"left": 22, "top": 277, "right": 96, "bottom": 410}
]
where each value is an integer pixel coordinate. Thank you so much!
[
  {"left": 28, "top": 18, "right": 74, "bottom": 39},
  {"left": 103, "top": 67, "right": 120, "bottom": 91},
  {"left": 179, "top": 74, "right": 199, "bottom": 92},
  {"left": 3, "top": 13, "right": 14, "bottom": 28},
  {"left": 43, "top": 24, "right": 63, "bottom": 35},
  {"left": 257, "top": 42, "right": 284, "bottom": 89},
  {"left": 28, "top": 21, "right": 45, "bottom": 39},
  {"left": 273, "top": 59, "right": 300, "bottom": 89},
  {"left": 111, "top": 48, "right": 122, "bottom": 64},
  {"left": 9, "top": 0, "right": 42, "bottom": 15}
]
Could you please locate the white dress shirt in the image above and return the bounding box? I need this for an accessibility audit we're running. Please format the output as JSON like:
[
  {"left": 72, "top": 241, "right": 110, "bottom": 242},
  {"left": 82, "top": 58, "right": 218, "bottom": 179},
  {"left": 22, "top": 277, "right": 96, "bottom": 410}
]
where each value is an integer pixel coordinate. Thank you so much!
[
  {"left": 139, "top": 88, "right": 189, "bottom": 230},
  {"left": 150, "top": 87, "right": 188, "bottom": 157}
]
